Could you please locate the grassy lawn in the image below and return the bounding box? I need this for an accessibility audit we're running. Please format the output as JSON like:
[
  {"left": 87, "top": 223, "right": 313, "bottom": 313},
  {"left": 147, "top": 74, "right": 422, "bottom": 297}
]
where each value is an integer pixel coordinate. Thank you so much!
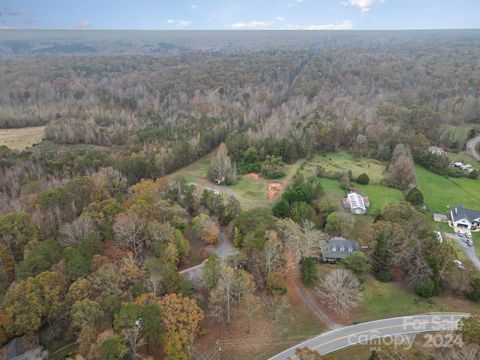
[
  {"left": 355, "top": 277, "right": 439, "bottom": 323},
  {"left": 415, "top": 165, "right": 480, "bottom": 214},
  {"left": 356, "top": 184, "right": 404, "bottom": 215},
  {"left": 306, "top": 152, "right": 387, "bottom": 184},
  {"left": 0, "top": 126, "right": 45, "bottom": 150},
  {"left": 168, "top": 153, "right": 303, "bottom": 209},
  {"left": 319, "top": 177, "right": 404, "bottom": 215}
]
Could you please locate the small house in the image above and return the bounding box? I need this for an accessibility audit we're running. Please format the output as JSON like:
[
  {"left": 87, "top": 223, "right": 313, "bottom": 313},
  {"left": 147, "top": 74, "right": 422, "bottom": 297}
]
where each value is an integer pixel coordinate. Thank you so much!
[
  {"left": 428, "top": 146, "right": 445, "bottom": 156},
  {"left": 320, "top": 237, "right": 359, "bottom": 262}
]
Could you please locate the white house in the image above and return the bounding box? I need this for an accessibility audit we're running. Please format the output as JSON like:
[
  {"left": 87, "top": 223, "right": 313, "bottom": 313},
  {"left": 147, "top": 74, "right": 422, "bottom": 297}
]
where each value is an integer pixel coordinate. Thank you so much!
[
  {"left": 343, "top": 192, "right": 369, "bottom": 215},
  {"left": 428, "top": 146, "right": 445, "bottom": 156},
  {"left": 451, "top": 205, "right": 480, "bottom": 232}
]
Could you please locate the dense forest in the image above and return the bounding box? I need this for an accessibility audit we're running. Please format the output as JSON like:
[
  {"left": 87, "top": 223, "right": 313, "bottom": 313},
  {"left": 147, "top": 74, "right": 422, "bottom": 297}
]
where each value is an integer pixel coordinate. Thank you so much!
[{"left": 1, "top": 30, "right": 480, "bottom": 359}]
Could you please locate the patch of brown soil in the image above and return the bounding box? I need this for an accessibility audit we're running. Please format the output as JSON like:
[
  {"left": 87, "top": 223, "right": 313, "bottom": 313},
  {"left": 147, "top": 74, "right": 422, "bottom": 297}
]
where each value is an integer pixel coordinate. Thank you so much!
[
  {"left": 245, "top": 172, "right": 261, "bottom": 180},
  {"left": 267, "top": 182, "right": 283, "bottom": 200}
]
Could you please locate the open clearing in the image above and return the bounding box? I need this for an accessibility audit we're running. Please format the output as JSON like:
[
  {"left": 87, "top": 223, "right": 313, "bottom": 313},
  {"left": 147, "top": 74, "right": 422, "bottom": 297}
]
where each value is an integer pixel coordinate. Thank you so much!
[
  {"left": 305, "top": 152, "right": 387, "bottom": 184},
  {"left": 415, "top": 165, "right": 480, "bottom": 214},
  {"left": 319, "top": 177, "right": 403, "bottom": 215},
  {"left": 167, "top": 154, "right": 303, "bottom": 209},
  {"left": 0, "top": 126, "right": 45, "bottom": 150}
]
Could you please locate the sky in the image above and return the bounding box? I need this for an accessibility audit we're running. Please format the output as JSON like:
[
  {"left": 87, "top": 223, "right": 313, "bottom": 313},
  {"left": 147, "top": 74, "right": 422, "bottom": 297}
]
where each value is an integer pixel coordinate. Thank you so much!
[{"left": 0, "top": 0, "right": 479, "bottom": 30}]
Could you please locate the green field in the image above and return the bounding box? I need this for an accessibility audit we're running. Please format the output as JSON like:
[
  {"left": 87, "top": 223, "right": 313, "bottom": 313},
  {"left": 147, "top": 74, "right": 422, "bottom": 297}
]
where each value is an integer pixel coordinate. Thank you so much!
[
  {"left": 320, "top": 178, "right": 403, "bottom": 215},
  {"left": 306, "top": 152, "right": 387, "bottom": 184},
  {"left": 355, "top": 277, "right": 439, "bottom": 323},
  {"left": 415, "top": 165, "right": 480, "bottom": 214},
  {"left": 356, "top": 184, "right": 404, "bottom": 214}
]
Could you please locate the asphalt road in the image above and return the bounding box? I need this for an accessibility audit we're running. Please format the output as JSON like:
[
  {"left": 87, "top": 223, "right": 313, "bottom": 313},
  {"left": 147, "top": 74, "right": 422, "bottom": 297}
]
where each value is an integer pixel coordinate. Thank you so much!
[
  {"left": 268, "top": 313, "right": 468, "bottom": 359},
  {"left": 445, "top": 233, "right": 480, "bottom": 272},
  {"left": 466, "top": 135, "right": 480, "bottom": 161}
]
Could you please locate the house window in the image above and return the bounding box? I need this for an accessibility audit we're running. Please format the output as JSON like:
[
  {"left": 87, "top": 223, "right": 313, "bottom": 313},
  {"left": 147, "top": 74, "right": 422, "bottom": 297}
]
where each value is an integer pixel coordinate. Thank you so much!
[
  {"left": 332, "top": 246, "right": 336, "bottom": 252},
  {"left": 348, "top": 247, "right": 353, "bottom": 252},
  {"left": 340, "top": 247, "right": 345, "bottom": 252}
]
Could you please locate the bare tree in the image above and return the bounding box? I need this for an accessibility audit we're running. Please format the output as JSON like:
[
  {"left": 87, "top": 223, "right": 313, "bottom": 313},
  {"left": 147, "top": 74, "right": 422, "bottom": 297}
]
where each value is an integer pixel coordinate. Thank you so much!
[
  {"left": 208, "top": 143, "right": 237, "bottom": 185},
  {"left": 59, "top": 215, "right": 97, "bottom": 247},
  {"left": 277, "top": 219, "right": 323, "bottom": 262},
  {"left": 122, "top": 325, "right": 146, "bottom": 359},
  {"left": 317, "top": 269, "right": 361, "bottom": 316},
  {"left": 113, "top": 212, "right": 146, "bottom": 264}
]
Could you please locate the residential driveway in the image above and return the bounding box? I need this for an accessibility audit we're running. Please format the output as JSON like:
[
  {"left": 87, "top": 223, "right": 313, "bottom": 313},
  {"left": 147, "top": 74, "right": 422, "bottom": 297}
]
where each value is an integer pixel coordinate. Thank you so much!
[
  {"left": 268, "top": 313, "right": 468, "bottom": 359},
  {"left": 445, "top": 233, "right": 480, "bottom": 272},
  {"left": 467, "top": 135, "right": 480, "bottom": 161}
]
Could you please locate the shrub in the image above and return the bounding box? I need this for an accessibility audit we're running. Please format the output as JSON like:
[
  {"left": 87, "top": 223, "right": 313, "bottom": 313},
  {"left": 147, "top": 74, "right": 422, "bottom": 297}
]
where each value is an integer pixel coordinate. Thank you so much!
[
  {"left": 261, "top": 155, "right": 286, "bottom": 179},
  {"left": 300, "top": 258, "right": 318, "bottom": 285},
  {"left": 405, "top": 187, "right": 424, "bottom": 206},
  {"left": 357, "top": 173, "right": 370, "bottom": 185},
  {"left": 375, "top": 271, "right": 393, "bottom": 282},
  {"left": 468, "top": 278, "right": 480, "bottom": 303},
  {"left": 415, "top": 280, "right": 436, "bottom": 298}
]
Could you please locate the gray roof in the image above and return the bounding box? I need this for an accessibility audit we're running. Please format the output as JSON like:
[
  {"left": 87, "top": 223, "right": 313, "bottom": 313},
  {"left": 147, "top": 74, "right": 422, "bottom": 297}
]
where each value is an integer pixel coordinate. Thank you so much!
[
  {"left": 321, "top": 237, "right": 359, "bottom": 260},
  {"left": 451, "top": 205, "right": 480, "bottom": 223}
]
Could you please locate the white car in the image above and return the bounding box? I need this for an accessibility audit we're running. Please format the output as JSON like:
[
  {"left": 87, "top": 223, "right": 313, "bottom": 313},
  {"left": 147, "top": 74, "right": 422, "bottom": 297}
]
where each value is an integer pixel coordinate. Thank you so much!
[
  {"left": 466, "top": 240, "right": 474, "bottom": 247},
  {"left": 465, "top": 232, "right": 472, "bottom": 238}
]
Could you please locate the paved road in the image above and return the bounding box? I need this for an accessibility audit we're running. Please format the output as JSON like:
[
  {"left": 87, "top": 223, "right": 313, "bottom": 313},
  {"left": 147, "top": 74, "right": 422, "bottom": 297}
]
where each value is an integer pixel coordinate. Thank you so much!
[
  {"left": 445, "top": 233, "right": 480, "bottom": 272},
  {"left": 467, "top": 135, "right": 480, "bottom": 161},
  {"left": 269, "top": 313, "right": 468, "bottom": 359}
]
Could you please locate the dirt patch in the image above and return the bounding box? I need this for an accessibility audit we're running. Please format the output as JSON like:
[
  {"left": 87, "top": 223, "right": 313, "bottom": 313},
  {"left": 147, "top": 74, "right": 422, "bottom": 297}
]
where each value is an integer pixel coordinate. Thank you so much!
[
  {"left": 267, "top": 182, "right": 283, "bottom": 200},
  {"left": 196, "top": 306, "right": 280, "bottom": 360},
  {"left": 245, "top": 172, "right": 261, "bottom": 180}
]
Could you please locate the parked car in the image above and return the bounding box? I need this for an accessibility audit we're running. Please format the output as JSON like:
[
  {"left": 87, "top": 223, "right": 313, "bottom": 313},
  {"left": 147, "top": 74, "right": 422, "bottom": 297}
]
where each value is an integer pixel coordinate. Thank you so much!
[
  {"left": 467, "top": 240, "right": 474, "bottom": 246},
  {"left": 465, "top": 232, "right": 472, "bottom": 238}
]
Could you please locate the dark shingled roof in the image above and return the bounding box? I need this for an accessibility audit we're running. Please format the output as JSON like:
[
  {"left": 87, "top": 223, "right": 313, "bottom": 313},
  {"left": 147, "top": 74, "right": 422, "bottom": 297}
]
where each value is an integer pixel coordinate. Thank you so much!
[
  {"left": 321, "top": 237, "right": 359, "bottom": 260},
  {"left": 451, "top": 205, "right": 480, "bottom": 223}
]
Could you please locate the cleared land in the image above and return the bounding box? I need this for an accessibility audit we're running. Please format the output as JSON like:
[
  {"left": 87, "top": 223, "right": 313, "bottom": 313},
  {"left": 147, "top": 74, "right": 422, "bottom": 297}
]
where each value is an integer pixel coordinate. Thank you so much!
[
  {"left": 0, "top": 126, "right": 45, "bottom": 150},
  {"left": 320, "top": 178, "right": 403, "bottom": 215},
  {"left": 415, "top": 165, "right": 480, "bottom": 214},
  {"left": 167, "top": 154, "right": 303, "bottom": 209},
  {"left": 306, "top": 152, "right": 387, "bottom": 184}
]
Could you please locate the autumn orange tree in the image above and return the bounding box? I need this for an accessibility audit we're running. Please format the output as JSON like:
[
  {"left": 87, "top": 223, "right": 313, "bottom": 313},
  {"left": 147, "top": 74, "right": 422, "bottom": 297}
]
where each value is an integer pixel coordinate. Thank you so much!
[
  {"left": 192, "top": 213, "right": 219, "bottom": 245},
  {"left": 157, "top": 293, "right": 204, "bottom": 359}
]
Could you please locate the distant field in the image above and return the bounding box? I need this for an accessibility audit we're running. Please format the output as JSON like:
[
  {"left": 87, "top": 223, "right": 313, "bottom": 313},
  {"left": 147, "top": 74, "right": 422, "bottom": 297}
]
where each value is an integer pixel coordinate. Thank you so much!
[
  {"left": 167, "top": 154, "right": 303, "bottom": 209},
  {"left": 0, "top": 126, "right": 45, "bottom": 150},
  {"left": 306, "top": 152, "right": 387, "bottom": 184},
  {"left": 415, "top": 165, "right": 480, "bottom": 214}
]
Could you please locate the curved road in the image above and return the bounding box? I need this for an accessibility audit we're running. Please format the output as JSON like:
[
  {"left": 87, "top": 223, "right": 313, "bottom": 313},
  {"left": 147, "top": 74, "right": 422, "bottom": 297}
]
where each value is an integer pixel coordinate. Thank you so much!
[
  {"left": 445, "top": 233, "right": 480, "bottom": 272},
  {"left": 269, "top": 313, "right": 468, "bottom": 359},
  {"left": 467, "top": 135, "right": 480, "bottom": 161}
]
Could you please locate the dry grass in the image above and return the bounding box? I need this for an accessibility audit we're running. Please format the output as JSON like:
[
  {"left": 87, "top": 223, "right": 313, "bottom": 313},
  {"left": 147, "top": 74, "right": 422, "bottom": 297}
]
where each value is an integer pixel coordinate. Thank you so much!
[{"left": 0, "top": 126, "right": 45, "bottom": 150}]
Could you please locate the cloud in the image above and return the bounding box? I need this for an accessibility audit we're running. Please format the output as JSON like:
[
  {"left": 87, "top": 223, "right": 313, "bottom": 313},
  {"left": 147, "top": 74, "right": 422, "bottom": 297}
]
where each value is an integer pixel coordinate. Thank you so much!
[
  {"left": 0, "top": 25, "right": 12, "bottom": 30},
  {"left": 190, "top": 4, "right": 199, "bottom": 10},
  {"left": 275, "top": 16, "right": 285, "bottom": 22},
  {"left": 24, "top": 16, "right": 38, "bottom": 25},
  {"left": 231, "top": 20, "right": 271, "bottom": 29},
  {"left": 166, "top": 19, "right": 193, "bottom": 27},
  {"left": 341, "top": 0, "right": 376, "bottom": 12},
  {"left": 286, "top": 20, "right": 353, "bottom": 30},
  {"left": 287, "top": 0, "right": 307, "bottom": 7},
  {"left": 77, "top": 20, "right": 91, "bottom": 28},
  {"left": 6, "top": 8, "right": 27, "bottom": 16}
]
